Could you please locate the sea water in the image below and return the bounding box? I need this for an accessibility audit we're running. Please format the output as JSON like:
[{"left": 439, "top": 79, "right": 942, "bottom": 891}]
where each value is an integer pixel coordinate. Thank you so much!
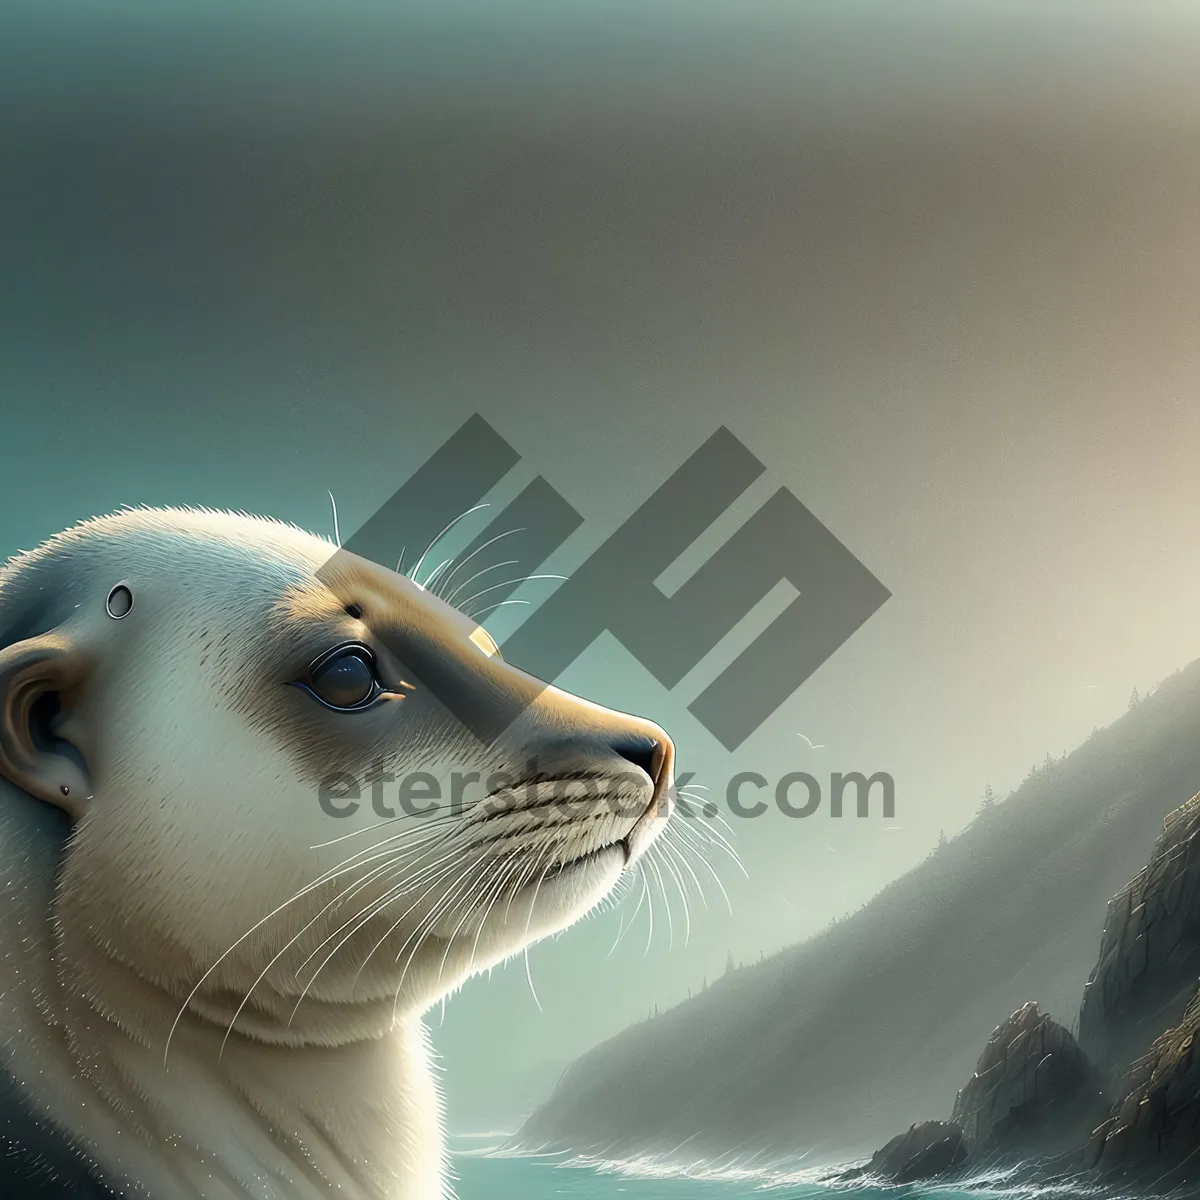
[
  {"left": 453, "top": 1151, "right": 829, "bottom": 1198},
  {"left": 449, "top": 1138, "right": 1003, "bottom": 1200}
]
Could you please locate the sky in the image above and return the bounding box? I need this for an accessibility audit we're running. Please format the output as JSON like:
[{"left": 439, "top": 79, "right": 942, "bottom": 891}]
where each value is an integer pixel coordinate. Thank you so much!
[{"left": 3, "top": 1, "right": 1200, "bottom": 1127}]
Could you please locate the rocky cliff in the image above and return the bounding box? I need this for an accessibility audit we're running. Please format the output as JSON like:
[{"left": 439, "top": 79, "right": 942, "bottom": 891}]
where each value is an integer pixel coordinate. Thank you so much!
[
  {"left": 855, "top": 795, "right": 1200, "bottom": 1189},
  {"left": 951, "top": 1001, "right": 1104, "bottom": 1158},
  {"left": 1089, "top": 984, "right": 1200, "bottom": 1183},
  {"left": 1079, "top": 794, "right": 1200, "bottom": 1077}
]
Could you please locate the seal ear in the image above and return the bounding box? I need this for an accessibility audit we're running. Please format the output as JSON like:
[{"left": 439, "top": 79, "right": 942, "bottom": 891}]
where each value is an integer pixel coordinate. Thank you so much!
[{"left": 0, "top": 632, "right": 94, "bottom": 820}]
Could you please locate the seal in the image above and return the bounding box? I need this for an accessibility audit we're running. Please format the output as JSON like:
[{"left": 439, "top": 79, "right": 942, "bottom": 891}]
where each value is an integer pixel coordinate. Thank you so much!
[{"left": 0, "top": 507, "right": 675, "bottom": 1199}]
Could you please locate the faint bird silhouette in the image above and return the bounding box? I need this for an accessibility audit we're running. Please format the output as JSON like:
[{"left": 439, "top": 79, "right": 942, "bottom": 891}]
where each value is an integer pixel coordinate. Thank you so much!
[{"left": 795, "top": 733, "right": 826, "bottom": 750}]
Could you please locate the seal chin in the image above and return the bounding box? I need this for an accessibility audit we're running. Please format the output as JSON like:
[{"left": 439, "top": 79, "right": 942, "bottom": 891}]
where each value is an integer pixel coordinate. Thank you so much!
[
  {"left": 519, "top": 841, "right": 628, "bottom": 933},
  {"left": 443, "top": 840, "right": 628, "bottom": 952},
  {"left": 527, "top": 777, "right": 673, "bottom": 925},
  {"left": 621, "top": 793, "right": 670, "bottom": 866},
  {"left": 542, "top": 839, "right": 628, "bottom": 884}
]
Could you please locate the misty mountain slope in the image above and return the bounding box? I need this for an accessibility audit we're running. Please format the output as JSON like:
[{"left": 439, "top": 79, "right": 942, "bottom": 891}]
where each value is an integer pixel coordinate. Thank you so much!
[{"left": 518, "top": 661, "right": 1200, "bottom": 1163}]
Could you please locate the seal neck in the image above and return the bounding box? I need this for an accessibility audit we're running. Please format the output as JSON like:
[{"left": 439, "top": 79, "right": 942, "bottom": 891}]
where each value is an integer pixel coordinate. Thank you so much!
[{"left": 37, "top": 902, "right": 445, "bottom": 1199}]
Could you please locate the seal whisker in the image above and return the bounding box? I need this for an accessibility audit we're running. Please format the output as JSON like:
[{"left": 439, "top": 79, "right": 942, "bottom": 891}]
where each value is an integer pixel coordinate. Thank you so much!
[
  {"left": 369, "top": 850, "right": 498, "bottom": 991},
  {"left": 408, "top": 503, "right": 490, "bottom": 585},
  {"left": 406, "top": 857, "right": 496, "bottom": 970},
  {"left": 673, "top": 804, "right": 743, "bottom": 872},
  {"left": 604, "top": 913, "right": 628, "bottom": 961},
  {"left": 667, "top": 841, "right": 699, "bottom": 945},
  {"left": 418, "top": 556, "right": 455, "bottom": 593},
  {"left": 523, "top": 946, "right": 542, "bottom": 1012},
  {"left": 441, "top": 559, "right": 519, "bottom": 607},
  {"left": 667, "top": 822, "right": 735, "bottom": 915},
  {"left": 645, "top": 849, "right": 676, "bottom": 952},
  {"left": 667, "top": 811, "right": 720, "bottom": 866},
  {"left": 437, "top": 848, "right": 526, "bottom": 983},
  {"left": 163, "top": 847, "right": 408, "bottom": 1067},
  {"left": 641, "top": 861, "right": 657, "bottom": 956},
  {"left": 470, "top": 849, "right": 547, "bottom": 971},
  {"left": 518, "top": 841, "right": 566, "bottom": 945},
  {"left": 510, "top": 841, "right": 559, "bottom": 929},
  {"left": 661, "top": 833, "right": 708, "bottom": 920},
  {"left": 679, "top": 792, "right": 736, "bottom": 839},
  {"left": 348, "top": 854, "right": 481, "bottom": 990},
  {"left": 465, "top": 598, "right": 530, "bottom": 622},
  {"left": 455, "top": 574, "right": 567, "bottom": 614},
  {"left": 297, "top": 823, "right": 460, "bottom": 907},
  {"left": 310, "top": 875, "right": 427, "bottom": 994},
  {"left": 214, "top": 853, "right": 414, "bottom": 1061},
  {"left": 309, "top": 817, "right": 441, "bottom": 853},
  {"left": 291, "top": 855, "right": 433, "bottom": 978},
  {"left": 606, "top": 871, "right": 648, "bottom": 960},
  {"left": 434, "top": 526, "right": 525, "bottom": 600},
  {"left": 687, "top": 822, "right": 746, "bottom": 877},
  {"left": 381, "top": 858, "right": 497, "bottom": 1018},
  {"left": 309, "top": 801, "right": 472, "bottom": 850},
  {"left": 313, "top": 815, "right": 457, "bottom": 874},
  {"left": 210, "top": 832, "right": 467, "bottom": 1059},
  {"left": 311, "top": 832, "right": 504, "bottom": 1001},
  {"left": 326, "top": 491, "right": 342, "bottom": 549},
  {"left": 290, "top": 855, "right": 480, "bottom": 1026},
  {"left": 677, "top": 782, "right": 730, "bottom": 817},
  {"left": 294, "top": 841, "right": 472, "bottom": 981},
  {"left": 675, "top": 829, "right": 731, "bottom": 882}
]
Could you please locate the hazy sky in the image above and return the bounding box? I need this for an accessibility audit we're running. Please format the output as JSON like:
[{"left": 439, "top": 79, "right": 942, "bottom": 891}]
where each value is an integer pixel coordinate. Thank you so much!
[{"left": 3, "top": 2, "right": 1200, "bottom": 1126}]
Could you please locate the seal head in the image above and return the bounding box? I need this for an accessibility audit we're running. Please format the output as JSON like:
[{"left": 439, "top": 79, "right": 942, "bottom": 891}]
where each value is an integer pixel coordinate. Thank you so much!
[{"left": 0, "top": 507, "right": 675, "bottom": 1199}]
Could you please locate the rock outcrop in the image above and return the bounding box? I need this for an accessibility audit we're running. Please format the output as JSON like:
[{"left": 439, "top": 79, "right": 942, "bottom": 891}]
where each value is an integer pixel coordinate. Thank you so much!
[
  {"left": 1079, "top": 793, "right": 1200, "bottom": 1076},
  {"left": 951, "top": 1001, "right": 1105, "bottom": 1158},
  {"left": 855, "top": 1121, "right": 967, "bottom": 1183},
  {"left": 866, "top": 796, "right": 1200, "bottom": 1191},
  {"left": 1088, "top": 983, "right": 1200, "bottom": 1182}
]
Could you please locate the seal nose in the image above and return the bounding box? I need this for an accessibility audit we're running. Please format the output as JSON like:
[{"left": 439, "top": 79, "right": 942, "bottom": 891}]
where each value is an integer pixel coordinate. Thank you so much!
[
  {"left": 610, "top": 733, "right": 661, "bottom": 783},
  {"left": 611, "top": 726, "right": 674, "bottom": 865}
]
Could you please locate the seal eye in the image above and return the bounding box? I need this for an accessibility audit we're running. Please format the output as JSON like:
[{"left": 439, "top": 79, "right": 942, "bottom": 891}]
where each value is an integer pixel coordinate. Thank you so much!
[
  {"left": 305, "top": 646, "right": 381, "bottom": 711},
  {"left": 106, "top": 583, "right": 134, "bottom": 620}
]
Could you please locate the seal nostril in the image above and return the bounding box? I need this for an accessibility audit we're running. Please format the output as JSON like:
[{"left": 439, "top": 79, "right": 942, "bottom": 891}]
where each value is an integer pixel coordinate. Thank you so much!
[{"left": 611, "top": 734, "right": 660, "bottom": 782}]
